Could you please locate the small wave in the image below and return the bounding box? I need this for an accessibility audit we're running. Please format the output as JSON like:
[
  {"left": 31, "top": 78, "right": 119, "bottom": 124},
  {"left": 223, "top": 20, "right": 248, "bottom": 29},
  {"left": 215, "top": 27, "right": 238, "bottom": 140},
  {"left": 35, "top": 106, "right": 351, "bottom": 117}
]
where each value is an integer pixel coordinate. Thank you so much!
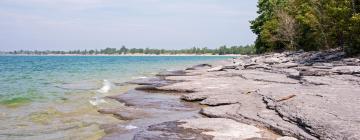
[
  {"left": 89, "top": 96, "right": 107, "bottom": 106},
  {"left": 97, "top": 79, "right": 112, "bottom": 93}
]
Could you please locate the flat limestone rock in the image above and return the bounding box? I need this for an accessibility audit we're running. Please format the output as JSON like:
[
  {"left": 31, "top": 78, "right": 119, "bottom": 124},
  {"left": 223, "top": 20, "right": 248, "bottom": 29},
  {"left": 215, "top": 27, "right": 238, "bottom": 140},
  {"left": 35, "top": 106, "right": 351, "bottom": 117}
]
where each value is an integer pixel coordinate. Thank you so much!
[
  {"left": 186, "top": 64, "right": 212, "bottom": 70},
  {"left": 134, "top": 118, "right": 280, "bottom": 140},
  {"left": 156, "top": 70, "right": 188, "bottom": 76},
  {"left": 117, "top": 50, "right": 360, "bottom": 140},
  {"left": 98, "top": 107, "right": 148, "bottom": 120},
  {"left": 179, "top": 118, "right": 263, "bottom": 140},
  {"left": 332, "top": 66, "right": 360, "bottom": 75},
  {"left": 272, "top": 63, "right": 298, "bottom": 68},
  {"left": 207, "top": 66, "right": 225, "bottom": 72}
]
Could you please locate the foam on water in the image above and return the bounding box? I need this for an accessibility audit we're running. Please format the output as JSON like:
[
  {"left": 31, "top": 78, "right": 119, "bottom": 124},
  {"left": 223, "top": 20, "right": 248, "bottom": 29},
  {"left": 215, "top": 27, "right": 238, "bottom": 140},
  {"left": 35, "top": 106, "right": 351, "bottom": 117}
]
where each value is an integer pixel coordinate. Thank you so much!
[
  {"left": 89, "top": 96, "right": 107, "bottom": 106},
  {"left": 97, "top": 79, "right": 112, "bottom": 94},
  {"left": 89, "top": 79, "right": 113, "bottom": 106}
]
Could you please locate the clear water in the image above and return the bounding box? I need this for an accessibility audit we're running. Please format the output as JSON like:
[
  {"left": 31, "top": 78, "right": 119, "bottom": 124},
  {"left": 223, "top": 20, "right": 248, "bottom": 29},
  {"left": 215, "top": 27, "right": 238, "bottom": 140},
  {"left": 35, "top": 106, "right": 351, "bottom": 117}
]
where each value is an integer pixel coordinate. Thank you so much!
[{"left": 0, "top": 56, "right": 230, "bottom": 139}]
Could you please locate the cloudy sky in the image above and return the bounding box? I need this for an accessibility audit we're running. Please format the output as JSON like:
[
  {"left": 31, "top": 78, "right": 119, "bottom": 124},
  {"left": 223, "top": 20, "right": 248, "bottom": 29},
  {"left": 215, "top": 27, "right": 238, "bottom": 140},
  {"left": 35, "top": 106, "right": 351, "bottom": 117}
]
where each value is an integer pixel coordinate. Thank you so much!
[{"left": 0, "top": 0, "right": 258, "bottom": 51}]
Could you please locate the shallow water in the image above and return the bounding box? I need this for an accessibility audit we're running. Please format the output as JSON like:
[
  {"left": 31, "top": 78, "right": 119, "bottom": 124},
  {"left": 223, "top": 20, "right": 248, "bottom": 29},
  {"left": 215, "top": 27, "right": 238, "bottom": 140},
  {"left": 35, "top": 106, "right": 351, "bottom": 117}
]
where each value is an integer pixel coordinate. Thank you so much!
[{"left": 0, "top": 56, "right": 230, "bottom": 139}]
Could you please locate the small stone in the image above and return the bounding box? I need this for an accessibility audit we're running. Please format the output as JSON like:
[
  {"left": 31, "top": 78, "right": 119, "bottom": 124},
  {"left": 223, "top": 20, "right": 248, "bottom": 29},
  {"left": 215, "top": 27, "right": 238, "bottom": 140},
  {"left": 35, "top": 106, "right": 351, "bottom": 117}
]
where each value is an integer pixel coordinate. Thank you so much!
[{"left": 207, "top": 66, "right": 224, "bottom": 72}]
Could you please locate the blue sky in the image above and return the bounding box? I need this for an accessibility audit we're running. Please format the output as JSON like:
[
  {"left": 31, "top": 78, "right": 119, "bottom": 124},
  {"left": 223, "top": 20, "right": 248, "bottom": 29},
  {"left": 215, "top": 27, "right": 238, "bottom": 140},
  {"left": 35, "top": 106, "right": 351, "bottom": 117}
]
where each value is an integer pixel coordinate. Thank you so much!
[{"left": 0, "top": 0, "right": 258, "bottom": 51}]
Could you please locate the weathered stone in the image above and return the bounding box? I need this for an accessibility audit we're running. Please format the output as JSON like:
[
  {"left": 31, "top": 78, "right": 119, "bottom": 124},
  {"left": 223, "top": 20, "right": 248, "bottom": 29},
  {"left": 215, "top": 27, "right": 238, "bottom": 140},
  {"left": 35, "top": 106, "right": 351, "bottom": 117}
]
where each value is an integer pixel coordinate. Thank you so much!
[
  {"left": 156, "top": 70, "right": 188, "bottom": 76},
  {"left": 98, "top": 107, "right": 148, "bottom": 120},
  {"left": 264, "top": 57, "right": 282, "bottom": 64},
  {"left": 186, "top": 64, "right": 212, "bottom": 70},
  {"left": 223, "top": 64, "right": 238, "bottom": 69},
  {"left": 272, "top": 63, "right": 298, "bottom": 68},
  {"left": 134, "top": 118, "right": 279, "bottom": 140},
  {"left": 324, "top": 52, "right": 345, "bottom": 60},
  {"left": 332, "top": 66, "right": 360, "bottom": 75},
  {"left": 103, "top": 50, "right": 360, "bottom": 140},
  {"left": 311, "top": 63, "right": 334, "bottom": 69},
  {"left": 207, "top": 66, "right": 224, "bottom": 72},
  {"left": 276, "top": 136, "right": 298, "bottom": 140},
  {"left": 127, "top": 77, "right": 176, "bottom": 87}
]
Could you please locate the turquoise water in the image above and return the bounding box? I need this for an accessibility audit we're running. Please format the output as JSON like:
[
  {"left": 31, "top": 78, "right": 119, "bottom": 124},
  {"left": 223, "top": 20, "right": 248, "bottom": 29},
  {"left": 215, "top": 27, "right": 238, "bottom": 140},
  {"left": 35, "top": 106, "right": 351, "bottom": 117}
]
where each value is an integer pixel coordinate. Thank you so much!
[
  {"left": 0, "top": 56, "right": 229, "bottom": 106},
  {"left": 0, "top": 55, "right": 230, "bottom": 139}
]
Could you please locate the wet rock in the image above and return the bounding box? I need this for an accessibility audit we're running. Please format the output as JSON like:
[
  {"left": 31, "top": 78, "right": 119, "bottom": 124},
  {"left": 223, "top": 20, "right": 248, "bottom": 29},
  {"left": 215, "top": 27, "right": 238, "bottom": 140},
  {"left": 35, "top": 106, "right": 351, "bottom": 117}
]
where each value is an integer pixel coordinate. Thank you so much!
[
  {"left": 223, "top": 64, "right": 238, "bottom": 69},
  {"left": 243, "top": 63, "right": 258, "bottom": 68},
  {"left": 102, "top": 89, "right": 202, "bottom": 140},
  {"left": 134, "top": 85, "right": 158, "bottom": 91},
  {"left": 127, "top": 77, "right": 175, "bottom": 86},
  {"left": 98, "top": 107, "right": 148, "bottom": 120},
  {"left": 110, "top": 90, "right": 197, "bottom": 111},
  {"left": 134, "top": 118, "right": 277, "bottom": 140},
  {"left": 156, "top": 70, "right": 188, "bottom": 76},
  {"left": 186, "top": 64, "right": 212, "bottom": 70},
  {"left": 105, "top": 50, "right": 360, "bottom": 140},
  {"left": 133, "top": 121, "right": 214, "bottom": 140},
  {"left": 180, "top": 93, "right": 208, "bottom": 101}
]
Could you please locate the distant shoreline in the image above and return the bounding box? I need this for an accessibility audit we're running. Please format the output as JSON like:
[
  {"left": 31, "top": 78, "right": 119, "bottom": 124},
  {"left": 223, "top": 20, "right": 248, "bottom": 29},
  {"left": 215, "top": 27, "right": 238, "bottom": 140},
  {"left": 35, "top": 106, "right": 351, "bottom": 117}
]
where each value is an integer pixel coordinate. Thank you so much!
[{"left": 0, "top": 54, "right": 242, "bottom": 57}]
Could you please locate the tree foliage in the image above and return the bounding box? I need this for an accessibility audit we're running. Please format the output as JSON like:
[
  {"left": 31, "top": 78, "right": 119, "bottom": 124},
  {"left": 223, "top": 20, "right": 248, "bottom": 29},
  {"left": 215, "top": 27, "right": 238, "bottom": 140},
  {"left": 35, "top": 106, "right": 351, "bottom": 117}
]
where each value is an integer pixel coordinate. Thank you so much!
[
  {"left": 251, "top": 0, "right": 360, "bottom": 55},
  {"left": 7, "top": 45, "right": 256, "bottom": 55}
]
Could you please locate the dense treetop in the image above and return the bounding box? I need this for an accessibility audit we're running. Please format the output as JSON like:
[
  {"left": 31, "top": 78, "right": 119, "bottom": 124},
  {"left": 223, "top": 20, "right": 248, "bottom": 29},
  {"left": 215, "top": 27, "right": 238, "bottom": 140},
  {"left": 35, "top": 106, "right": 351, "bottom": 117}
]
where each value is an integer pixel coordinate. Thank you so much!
[{"left": 251, "top": 0, "right": 360, "bottom": 55}]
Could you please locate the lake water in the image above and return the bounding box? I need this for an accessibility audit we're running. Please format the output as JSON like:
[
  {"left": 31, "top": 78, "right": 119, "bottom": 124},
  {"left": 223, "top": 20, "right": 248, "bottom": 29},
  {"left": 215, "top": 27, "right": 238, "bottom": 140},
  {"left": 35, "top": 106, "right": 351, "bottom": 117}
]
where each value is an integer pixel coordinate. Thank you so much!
[{"left": 0, "top": 56, "right": 230, "bottom": 139}]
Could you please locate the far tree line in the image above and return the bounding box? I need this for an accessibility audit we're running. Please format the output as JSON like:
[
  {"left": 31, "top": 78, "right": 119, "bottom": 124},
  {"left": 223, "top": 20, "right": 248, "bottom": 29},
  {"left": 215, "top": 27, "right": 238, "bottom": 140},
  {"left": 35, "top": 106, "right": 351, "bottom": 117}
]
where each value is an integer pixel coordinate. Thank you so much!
[{"left": 5, "top": 45, "right": 256, "bottom": 55}]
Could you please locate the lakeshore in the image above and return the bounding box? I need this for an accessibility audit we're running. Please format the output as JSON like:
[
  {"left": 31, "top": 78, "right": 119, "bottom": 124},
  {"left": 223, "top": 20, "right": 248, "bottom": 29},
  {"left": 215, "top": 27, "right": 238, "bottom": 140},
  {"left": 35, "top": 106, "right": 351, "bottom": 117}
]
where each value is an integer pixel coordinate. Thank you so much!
[
  {"left": 0, "top": 56, "right": 232, "bottom": 140},
  {"left": 99, "top": 50, "right": 360, "bottom": 140}
]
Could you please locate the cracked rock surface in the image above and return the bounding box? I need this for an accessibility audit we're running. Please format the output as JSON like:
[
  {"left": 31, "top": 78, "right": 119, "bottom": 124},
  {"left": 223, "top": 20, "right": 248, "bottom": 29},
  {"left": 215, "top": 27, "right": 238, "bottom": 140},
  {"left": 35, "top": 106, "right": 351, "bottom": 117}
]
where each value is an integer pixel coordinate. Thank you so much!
[
  {"left": 102, "top": 50, "right": 359, "bottom": 140},
  {"left": 161, "top": 50, "right": 359, "bottom": 140}
]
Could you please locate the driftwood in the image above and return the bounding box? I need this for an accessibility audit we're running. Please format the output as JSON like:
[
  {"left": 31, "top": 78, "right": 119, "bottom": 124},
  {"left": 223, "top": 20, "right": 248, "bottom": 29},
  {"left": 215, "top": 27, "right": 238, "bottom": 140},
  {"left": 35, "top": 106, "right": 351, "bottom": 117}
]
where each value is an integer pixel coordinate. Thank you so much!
[{"left": 276, "top": 95, "right": 296, "bottom": 102}]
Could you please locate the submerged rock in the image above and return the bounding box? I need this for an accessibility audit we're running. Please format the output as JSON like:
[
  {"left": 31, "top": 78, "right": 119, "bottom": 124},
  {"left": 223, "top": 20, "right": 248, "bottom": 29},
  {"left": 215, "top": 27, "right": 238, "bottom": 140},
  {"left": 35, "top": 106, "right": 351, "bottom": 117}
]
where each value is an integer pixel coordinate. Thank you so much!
[
  {"left": 134, "top": 118, "right": 279, "bottom": 140},
  {"left": 156, "top": 70, "right": 188, "bottom": 76},
  {"left": 186, "top": 64, "right": 212, "bottom": 70},
  {"left": 98, "top": 107, "right": 148, "bottom": 120}
]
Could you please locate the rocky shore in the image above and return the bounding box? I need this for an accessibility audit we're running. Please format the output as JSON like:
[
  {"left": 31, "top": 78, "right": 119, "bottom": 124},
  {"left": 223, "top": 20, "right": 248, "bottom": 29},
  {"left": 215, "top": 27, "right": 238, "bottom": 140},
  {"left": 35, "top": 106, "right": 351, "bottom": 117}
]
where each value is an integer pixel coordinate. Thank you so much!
[{"left": 100, "top": 50, "right": 360, "bottom": 140}]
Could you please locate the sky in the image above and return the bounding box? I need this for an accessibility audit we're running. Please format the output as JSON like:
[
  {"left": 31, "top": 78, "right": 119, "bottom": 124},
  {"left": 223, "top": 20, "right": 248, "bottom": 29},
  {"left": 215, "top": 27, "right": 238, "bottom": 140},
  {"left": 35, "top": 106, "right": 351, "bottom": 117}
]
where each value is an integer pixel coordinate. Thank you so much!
[{"left": 0, "top": 0, "right": 258, "bottom": 51}]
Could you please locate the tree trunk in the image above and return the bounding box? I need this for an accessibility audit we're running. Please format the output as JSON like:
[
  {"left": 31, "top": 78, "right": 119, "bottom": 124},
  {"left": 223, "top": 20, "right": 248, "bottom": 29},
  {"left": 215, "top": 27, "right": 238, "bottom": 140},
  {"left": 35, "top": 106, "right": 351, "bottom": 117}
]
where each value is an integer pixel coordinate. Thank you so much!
[{"left": 352, "top": 0, "right": 356, "bottom": 13}]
